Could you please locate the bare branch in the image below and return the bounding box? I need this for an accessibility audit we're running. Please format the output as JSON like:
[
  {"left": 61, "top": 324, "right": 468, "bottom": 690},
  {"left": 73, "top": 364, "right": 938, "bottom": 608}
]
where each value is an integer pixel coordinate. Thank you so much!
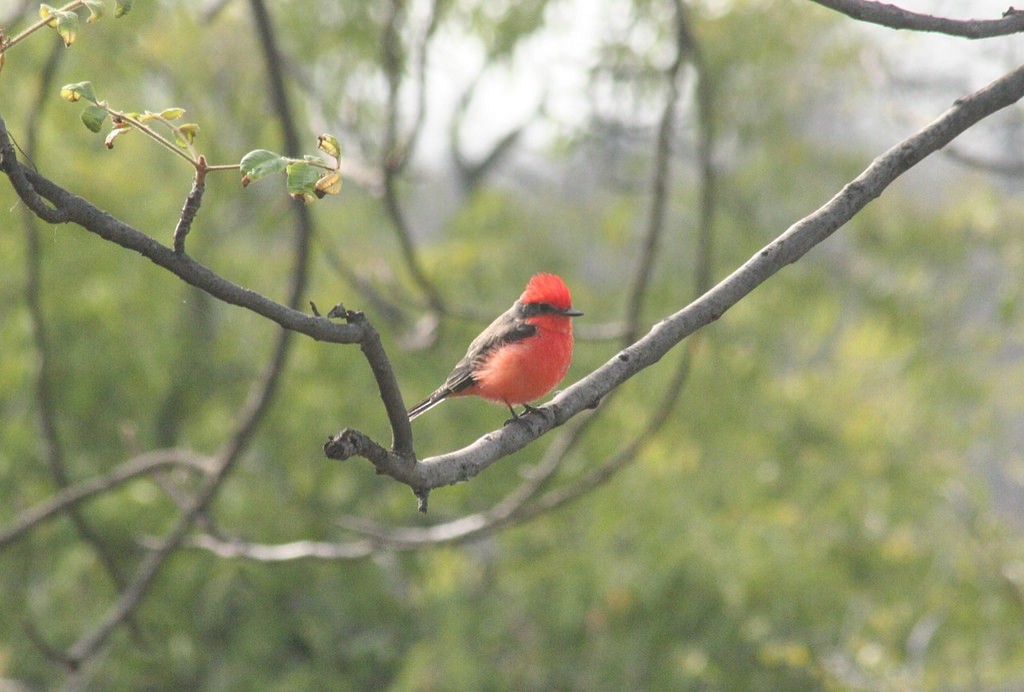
[
  {"left": 811, "top": 0, "right": 1024, "bottom": 38},
  {"left": 330, "top": 61, "right": 1024, "bottom": 498},
  {"left": 15, "top": 39, "right": 150, "bottom": 649},
  {"left": 381, "top": 0, "right": 446, "bottom": 313},
  {"left": 684, "top": 0, "right": 718, "bottom": 298},
  {"left": 0, "top": 449, "right": 213, "bottom": 549},
  {"left": 449, "top": 73, "right": 535, "bottom": 194},
  {"left": 184, "top": 416, "right": 598, "bottom": 560},
  {"left": 405, "top": 0, "right": 444, "bottom": 165},
  {"left": 326, "top": 306, "right": 414, "bottom": 455},
  {"left": 51, "top": 0, "right": 336, "bottom": 667},
  {"left": 944, "top": 145, "right": 1024, "bottom": 177},
  {"left": 0, "top": 116, "right": 364, "bottom": 346},
  {"left": 172, "top": 158, "right": 207, "bottom": 253},
  {"left": 185, "top": 534, "right": 376, "bottom": 560},
  {"left": 190, "top": 353, "right": 697, "bottom": 559},
  {"left": 622, "top": 0, "right": 690, "bottom": 345}
]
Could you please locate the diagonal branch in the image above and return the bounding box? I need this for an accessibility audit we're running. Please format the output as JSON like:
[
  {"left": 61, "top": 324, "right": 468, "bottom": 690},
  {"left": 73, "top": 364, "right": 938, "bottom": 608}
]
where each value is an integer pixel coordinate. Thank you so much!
[
  {"left": 0, "top": 124, "right": 355, "bottom": 343},
  {"left": 185, "top": 343, "right": 694, "bottom": 560},
  {"left": 810, "top": 0, "right": 1024, "bottom": 38},
  {"left": 449, "top": 73, "right": 534, "bottom": 195},
  {"left": 18, "top": 38, "right": 149, "bottom": 649},
  {"left": 60, "top": 0, "right": 326, "bottom": 665},
  {"left": 329, "top": 60, "right": 1024, "bottom": 499},
  {"left": 0, "top": 0, "right": 414, "bottom": 670},
  {"left": 380, "top": 0, "right": 446, "bottom": 313},
  {"left": 0, "top": 106, "right": 416, "bottom": 507},
  {"left": 0, "top": 449, "right": 214, "bottom": 549},
  {"left": 240, "top": 5, "right": 722, "bottom": 551}
]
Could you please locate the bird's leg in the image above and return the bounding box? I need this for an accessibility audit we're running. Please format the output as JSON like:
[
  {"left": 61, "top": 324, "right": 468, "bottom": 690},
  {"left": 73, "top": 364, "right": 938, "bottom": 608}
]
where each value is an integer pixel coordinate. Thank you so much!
[
  {"left": 504, "top": 402, "right": 542, "bottom": 426},
  {"left": 503, "top": 401, "right": 521, "bottom": 426}
]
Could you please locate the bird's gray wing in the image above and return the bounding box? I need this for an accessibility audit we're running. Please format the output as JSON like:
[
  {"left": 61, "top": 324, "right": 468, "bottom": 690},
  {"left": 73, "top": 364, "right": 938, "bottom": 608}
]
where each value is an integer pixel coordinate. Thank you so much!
[{"left": 442, "top": 305, "right": 537, "bottom": 395}]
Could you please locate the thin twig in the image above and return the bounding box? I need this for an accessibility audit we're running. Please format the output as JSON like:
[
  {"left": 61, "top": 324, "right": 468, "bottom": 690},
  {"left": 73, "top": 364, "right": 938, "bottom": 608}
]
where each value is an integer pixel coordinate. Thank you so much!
[
  {"left": 0, "top": 117, "right": 362, "bottom": 344},
  {"left": 683, "top": 0, "right": 717, "bottom": 297},
  {"left": 449, "top": 73, "right": 534, "bottom": 194},
  {"left": 172, "top": 158, "right": 206, "bottom": 253},
  {"left": 184, "top": 534, "right": 377, "bottom": 560},
  {"left": 622, "top": 1, "right": 689, "bottom": 345},
  {"left": 380, "top": 0, "right": 446, "bottom": 313},
  {"left": 944, "top": 146, "right": 1024, "bottom": 177},
  {"left": 401, "top": 0, "right": 443, "bottom": 174},
  {"left": 1, "top": 0, "right": 87, "bottom": 53}
]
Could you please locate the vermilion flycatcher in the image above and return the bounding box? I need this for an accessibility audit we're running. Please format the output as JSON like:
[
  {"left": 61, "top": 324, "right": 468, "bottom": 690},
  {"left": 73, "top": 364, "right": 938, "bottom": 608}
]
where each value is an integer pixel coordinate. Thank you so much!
[{"left": 407, "top": 273, "right": 583, "bottom": 421}]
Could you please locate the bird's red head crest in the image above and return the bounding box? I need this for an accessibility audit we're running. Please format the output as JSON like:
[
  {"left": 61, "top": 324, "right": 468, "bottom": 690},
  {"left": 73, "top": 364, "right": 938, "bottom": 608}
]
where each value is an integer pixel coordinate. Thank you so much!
[{"left": 520, "top": 272, "right": 574, "bottom": 311}]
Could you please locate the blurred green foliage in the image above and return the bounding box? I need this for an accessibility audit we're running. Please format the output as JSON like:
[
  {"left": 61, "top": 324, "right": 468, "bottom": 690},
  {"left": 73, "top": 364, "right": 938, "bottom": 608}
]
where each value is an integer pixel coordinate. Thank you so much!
[{"left": 2, "top": 0, "right": 1024, "bottom": 688}]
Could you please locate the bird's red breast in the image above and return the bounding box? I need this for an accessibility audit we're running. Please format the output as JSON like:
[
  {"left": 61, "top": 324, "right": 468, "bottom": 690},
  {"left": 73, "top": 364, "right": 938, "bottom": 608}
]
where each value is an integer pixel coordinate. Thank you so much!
[
  {"left": 463, "top": 319, "right": 574, "bottom": 405},
  {"left": 460, "top": 273, "right": 577, "bottom": 405},
  {"left": 407, "top": 272, "right": 581, "bottom": 420}
]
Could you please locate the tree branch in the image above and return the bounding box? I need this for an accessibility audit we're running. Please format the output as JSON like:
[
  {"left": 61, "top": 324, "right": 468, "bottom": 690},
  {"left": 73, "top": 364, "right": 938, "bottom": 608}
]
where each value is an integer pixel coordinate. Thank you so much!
[
  {"left": 0, "top": 116, "right": 361, "bottom": 345},
  {"left": 944, "top": 145, "right": 1024, "bottom": 177},
  {"left": 329, "top": 60, "right": 1024, "bottom": 498},
  {"left": 810, "top": 0, "right": 1024, "bottom": 38},
  {"left": 189, "top": 347, "right": 694, "bottom": 560},
  {"left": 449, "top": 73, "right": 534, "bottom": 194},
  {"left": 622, "top": 0, "right": 689, "bottom": 345},
  {"left": 0, "top": 449, "right": 213, "bottom": 550},
  {"left": 16, "top": 0, "right": 403, "bottom": 669},
  {"left": 380, "top": 0, "right": 446, "bottom": 313},
  {"left": 17, "top": 38, "right": 150, "bottom": 651}
]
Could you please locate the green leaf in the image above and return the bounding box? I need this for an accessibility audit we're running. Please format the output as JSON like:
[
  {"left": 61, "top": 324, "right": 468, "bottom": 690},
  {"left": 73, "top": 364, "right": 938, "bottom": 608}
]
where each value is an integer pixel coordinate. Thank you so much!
[
  {"left": 40, "top": 6, "right": 81, "bottom": 44},
  {"left": 114, "top": 0, "right": 133, "bottom": 18},
  {"left": 54, "top": 10, "right": 80, "bottom": 47},
  {"left": 239, "top": 149, "right": 287, "bottom": 186},
  {"left": 81, "top": 104, "right": 108, "bottom": 133},
  {"left": 60, "top": 81, "right": 97, "bottom": 103},
  {"left": 39, "top": 4, "right": 58, "bottom": 26},
  {"left": 286, "top": 161, "right": 320, "bottom": 202},
  {"left": 174, "top": 123, "right": 199, "bottom": 147},
  {"left": 83, "top": 0, "right": 105, "bottom": 23},
  {"left": 159, "top": 107, "right": 187, "bottom": 120}
]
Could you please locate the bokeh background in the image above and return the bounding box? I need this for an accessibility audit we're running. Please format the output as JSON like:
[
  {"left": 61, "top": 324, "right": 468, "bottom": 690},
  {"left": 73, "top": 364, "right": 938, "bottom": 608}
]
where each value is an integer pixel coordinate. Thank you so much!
[{"left": 2, "top": 0, "right": 1023, "bottom": 688}]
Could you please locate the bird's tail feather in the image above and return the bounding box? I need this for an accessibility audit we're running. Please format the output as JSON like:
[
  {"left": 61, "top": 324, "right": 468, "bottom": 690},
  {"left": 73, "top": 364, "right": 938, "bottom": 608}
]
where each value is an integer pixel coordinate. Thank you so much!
[{"left": 407, "top": 393, "right": 448, "bottom": 421}]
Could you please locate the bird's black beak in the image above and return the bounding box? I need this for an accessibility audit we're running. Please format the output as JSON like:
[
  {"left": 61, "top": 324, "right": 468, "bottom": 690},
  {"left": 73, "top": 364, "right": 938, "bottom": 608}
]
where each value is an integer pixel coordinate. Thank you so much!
[{"left": 562, "top": 308, "right": 584, "bottom": 317}]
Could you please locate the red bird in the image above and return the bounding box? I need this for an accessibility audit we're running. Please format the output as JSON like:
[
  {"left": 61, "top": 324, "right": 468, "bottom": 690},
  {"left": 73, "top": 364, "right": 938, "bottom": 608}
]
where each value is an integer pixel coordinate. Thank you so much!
[{"left": 407, "top": 273, "right": 583, "bottom": 421}]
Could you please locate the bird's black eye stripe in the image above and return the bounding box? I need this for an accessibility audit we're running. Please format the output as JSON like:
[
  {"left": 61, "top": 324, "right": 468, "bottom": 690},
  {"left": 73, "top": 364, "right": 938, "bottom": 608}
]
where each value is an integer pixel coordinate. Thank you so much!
[{"left": 523, "top": 301, "right": 559, "bottom": 316}]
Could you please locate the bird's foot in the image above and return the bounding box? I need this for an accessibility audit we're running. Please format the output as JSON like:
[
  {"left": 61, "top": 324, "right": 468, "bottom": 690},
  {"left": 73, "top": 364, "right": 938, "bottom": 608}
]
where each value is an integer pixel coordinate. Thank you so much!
[{"left": 503, "top": 403, "right": 541, "bottom": 426}]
